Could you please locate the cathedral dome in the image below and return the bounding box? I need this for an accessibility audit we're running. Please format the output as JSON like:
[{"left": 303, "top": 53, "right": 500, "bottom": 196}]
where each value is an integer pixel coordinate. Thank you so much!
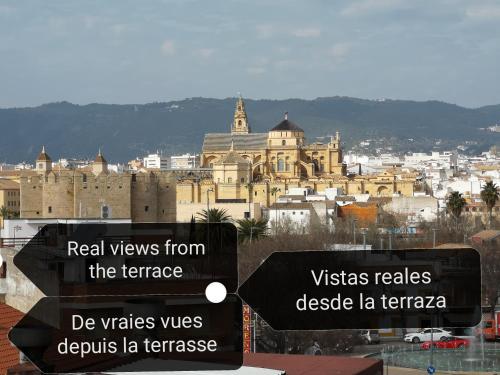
[{"left": 270, "top": 114, "right": 304, "bottom": 132}]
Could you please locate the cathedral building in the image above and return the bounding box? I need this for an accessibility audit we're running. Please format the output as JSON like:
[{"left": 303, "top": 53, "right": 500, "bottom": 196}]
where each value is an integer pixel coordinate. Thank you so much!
[
  {"left": 176, "top": 97, "right": 416, "bottom": 217},
  {"left": 201, "top": 96, "right": 345, "bottom": 181}
]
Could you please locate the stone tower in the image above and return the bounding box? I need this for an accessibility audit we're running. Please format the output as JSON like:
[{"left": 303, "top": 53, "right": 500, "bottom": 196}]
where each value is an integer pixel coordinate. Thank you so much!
[
  {"left": 36, "top": 146, "right": 52, "bottom": 173},
  {"left": 92, "top": 149, "right": 108, "bottom": 175},
  {"left": 231, "top": 95, "right": 250, "bottom": 134}
]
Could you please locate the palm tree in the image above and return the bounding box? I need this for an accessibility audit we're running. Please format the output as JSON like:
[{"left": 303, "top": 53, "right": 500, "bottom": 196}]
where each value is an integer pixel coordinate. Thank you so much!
[
  {"left": 0, "top": 206, "right": 8, "bottom": 219},
  {"left": 481, "top": 181, "right": 499, "bottom": 228},
  {"left": 236, "top": 218, "right": 268, "bottom": 243},
  {"left": 446, "top": 191, "right": 467, "bottom": 228},
  {"left": 196, "top": 208, "right": 231, "bottom": 223}
]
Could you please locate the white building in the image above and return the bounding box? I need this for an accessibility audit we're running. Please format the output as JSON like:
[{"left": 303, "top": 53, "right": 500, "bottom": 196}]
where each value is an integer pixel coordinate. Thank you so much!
[
  {"left": 143, "top": 153, "right": 170, "bottom": 170},
  {"left": 170, "top": 153, "right": 200, "bottom": 169},
  {"left": 382, "top": 196, "right": 439, "bottom": 223},
  {"left": 266, "top": 202, "right": 336, "bottom": 234}
]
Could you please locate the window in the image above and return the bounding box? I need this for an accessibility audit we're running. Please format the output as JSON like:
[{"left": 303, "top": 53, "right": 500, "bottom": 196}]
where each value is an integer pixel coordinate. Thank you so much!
[
  {"left": 82, "top": 174, "right": 87, "bottom": 183},
  {"left": 282, "top": 140, "right": 286, "bottom": 146},
  {"left": 48, "top": 206, "right": 52, "bottom": 213},
  {"left": 277, "top": 159, "right": 285, "bottom": 172},
  {"left": 240, "top": 177, "right": 244, "bottom": 183},
  {"left": 228, "top": 177, "right": 232, "bottom": 183},
  {"left": 145, "top": 206, "right": 149, "bottom": 212}
]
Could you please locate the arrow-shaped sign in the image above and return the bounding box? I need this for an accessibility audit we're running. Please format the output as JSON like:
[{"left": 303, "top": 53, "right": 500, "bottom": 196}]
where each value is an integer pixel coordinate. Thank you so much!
[
  {"left": 238, "top": 249, "right": 481, "bottom": 330},
  {"left": 13, "top": 223, "right": 238, "bottom": 297},
  {"left": 9, "top": 295, "right": 243, "bottom": 373}
]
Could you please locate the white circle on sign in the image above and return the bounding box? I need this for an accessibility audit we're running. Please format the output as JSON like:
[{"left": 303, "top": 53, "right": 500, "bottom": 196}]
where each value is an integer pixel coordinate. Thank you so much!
[{"left": 205, "top": 282, "right": 227, "bottom": 303}]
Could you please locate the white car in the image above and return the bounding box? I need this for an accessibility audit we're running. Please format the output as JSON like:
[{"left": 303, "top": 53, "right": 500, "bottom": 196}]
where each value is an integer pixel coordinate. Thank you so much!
[{"left": 404, "top": 328, "right": 452, "bottom": 343}]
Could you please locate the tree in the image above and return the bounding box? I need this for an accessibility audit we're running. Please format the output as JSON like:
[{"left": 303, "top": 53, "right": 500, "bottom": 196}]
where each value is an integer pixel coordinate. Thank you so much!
[
  {"left": 0, "top": 206, "right": 8, "bottom": 219},
  {"left": 196, "top": 208, "right": 231, "bottom": 223},
  {"left": 236, "top": 218, "right": 268, "bottom": 243},
  {"left": 0, "top": 206, "right": 18, "bottom": 220},
  {"left": 446, "top": 191, "right": 466, "bottom": 226},
  {"left": 481, "top": 181, "right": 499, "bottom": 228}
]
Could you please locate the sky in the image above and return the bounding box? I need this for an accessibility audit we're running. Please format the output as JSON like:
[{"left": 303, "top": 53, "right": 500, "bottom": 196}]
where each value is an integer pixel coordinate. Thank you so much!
[{"left": 1, "top": 0, "right": 500, "bottom": 108}]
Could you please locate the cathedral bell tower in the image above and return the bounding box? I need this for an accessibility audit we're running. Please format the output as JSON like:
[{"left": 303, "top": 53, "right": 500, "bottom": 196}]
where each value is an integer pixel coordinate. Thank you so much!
[{"left": 231, "top": 95, "right": 250, "bottom": 134}]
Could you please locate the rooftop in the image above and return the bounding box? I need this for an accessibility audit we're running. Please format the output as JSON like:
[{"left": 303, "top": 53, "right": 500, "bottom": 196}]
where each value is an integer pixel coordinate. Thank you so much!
[
  {"left": 0, "top": 303, "right": 24, "bottom": 375},
  {"left": 0, "top": 179, "right": 20, "bottom": 190},
  {"left": 270, "top": 119, "right": 304, "bottom": 132}
]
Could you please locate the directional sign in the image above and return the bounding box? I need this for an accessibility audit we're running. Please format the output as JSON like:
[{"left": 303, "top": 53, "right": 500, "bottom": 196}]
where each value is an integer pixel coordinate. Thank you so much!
[
  {"left": 238, "top": 249, "right": 481, "bottom": 330},
  {"left": 9, "top": 295, "right": 243, "bottom": 373},
  {"left": 14, "top": 223, "right": 238, "bottom": 297}
]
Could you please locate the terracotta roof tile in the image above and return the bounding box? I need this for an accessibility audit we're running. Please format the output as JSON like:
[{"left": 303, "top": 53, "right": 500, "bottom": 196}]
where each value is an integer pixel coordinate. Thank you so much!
[{"left": 0, "top": 304, "right": 24, "bottom": 375}]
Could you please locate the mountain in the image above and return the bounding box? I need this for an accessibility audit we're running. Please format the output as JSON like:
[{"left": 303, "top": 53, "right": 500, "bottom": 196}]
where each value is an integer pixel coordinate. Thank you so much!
[{"left": 0, "top": 97, "right": 499, "bottom": 163}]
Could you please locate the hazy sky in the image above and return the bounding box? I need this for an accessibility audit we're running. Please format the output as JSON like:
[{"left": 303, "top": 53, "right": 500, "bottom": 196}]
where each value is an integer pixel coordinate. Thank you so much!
[{"left": 1, "top": 0, "right": 500, "bottom": 108}]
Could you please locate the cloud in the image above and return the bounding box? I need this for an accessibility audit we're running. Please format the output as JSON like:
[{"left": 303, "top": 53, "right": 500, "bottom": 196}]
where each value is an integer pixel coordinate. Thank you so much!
[
  {"left": 256, "top": 24, "right": 274, "bottom": 39},
  {"left": 160, "top": 39, "right": 175, "bottom": 56},
  {"left": 340, "top": 0, "right": 406, "bottom": 17},
  {"left": 197, "top": 48, "right": 215, "bottom": 58},
  {"left": 247, "top": 66, "right": 266, "bottom": 75},
  {"left": 82, "top": 15, "right": 101, "bottom": 30},
  {"left": 111, "top": 24, "right": 127, "bottom": 36},
  {"left": 292, "top": 27, "right": 321, "bottom": 38},
  {"left": 465, "top": 5, "right": 500, "bottom": 21},
  {"left": 327, "top": 43, "right": 351, "bottom": 61},
  {"left": 0, "top": 5, "right": 15, "bottom": 15}
]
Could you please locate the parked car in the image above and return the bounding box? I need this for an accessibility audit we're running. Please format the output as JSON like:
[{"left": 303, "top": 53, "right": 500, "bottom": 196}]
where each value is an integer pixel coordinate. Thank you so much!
[
  {"left": 421, "top": 336, "right": 470, "bottom": 350},
  {"left": 360, "top": 330, "right": 380, "bottom": 344},
  {"left": 404, "top": 328, "right": 452, "bottom": 343}
]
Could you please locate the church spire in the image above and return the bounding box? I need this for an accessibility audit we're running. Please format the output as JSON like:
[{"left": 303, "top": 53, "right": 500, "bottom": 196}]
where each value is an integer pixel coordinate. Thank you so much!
[{"left": 231, "top": 95, "right": 250, "bottom": 134}]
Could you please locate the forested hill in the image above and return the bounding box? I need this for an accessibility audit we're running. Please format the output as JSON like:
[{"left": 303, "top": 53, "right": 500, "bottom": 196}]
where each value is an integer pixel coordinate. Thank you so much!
[{"left": 1, "top": 97, "right": 499, "bottom": 163}]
